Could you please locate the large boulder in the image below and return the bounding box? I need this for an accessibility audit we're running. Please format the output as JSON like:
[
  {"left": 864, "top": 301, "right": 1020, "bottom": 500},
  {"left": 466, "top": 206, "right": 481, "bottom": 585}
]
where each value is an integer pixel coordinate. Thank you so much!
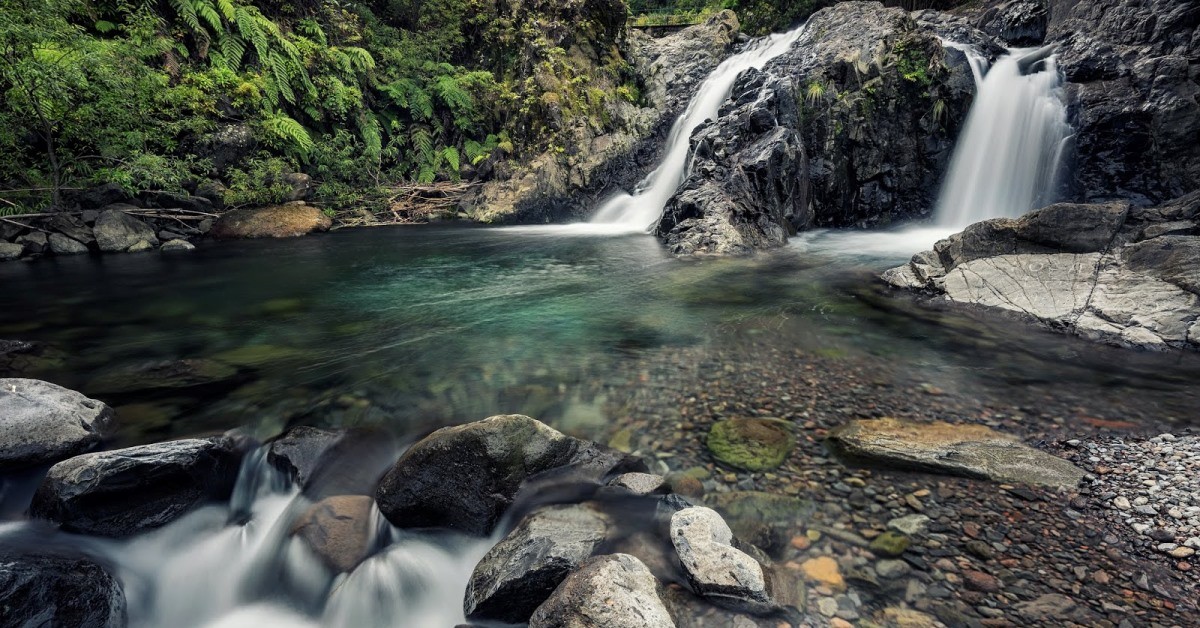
[
  {"left": 0, "top": 241, "right": 23, "bottom": 261},
  {"left": 0, "top": 551, "right": 126, "bottom": 627},
  {"left": 705, "top": 418, "right": 795, "bottom": 472},
  {"left": 529, "top": 554, "right": 676, "bottom": 628},
  {"left": 209, "top": 202, "right": 332, "bottom": 239},
  {"left": 31, "top": 437, "right": 244, "bottom": 537},
  {"left": 93, "top": 206, "right": 158, "bottom": 252},
  {"left": 375, "top": 415, "right": 644, "bottom": 536},
  {"left": 290, "top": 495, "right": 377, "bottom": 573},
  {"left": 0, "top": 379, "right": 115, "bottom": 472},
  {"left": 48, "top": 233, "right": 89, "bottom": 255},
  {"left": 669, "top": 507, "right": 775, "bottom": 614},
  {"left": 465, "top": 503, "right": 610, "bottom": 624},
  {"left": 827, "top": 417, "right": 1086, "bottom": 488}
]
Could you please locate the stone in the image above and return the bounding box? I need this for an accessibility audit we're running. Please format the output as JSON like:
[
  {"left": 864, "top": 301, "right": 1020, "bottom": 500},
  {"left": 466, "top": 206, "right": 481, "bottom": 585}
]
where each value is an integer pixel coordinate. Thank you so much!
[
  {"left": 465, "top": 504, "right": 610, "bottom": 624},
  {"left": 375, "top": 415, "right": 643, "bottom": 535},
  {"left": 670, "top": 506, "right": 774, "bottom": 614},
  {"left": 875, "top": 559, "right": 910, "bottom": 579},
  {"left": 887, "top": 514, "right": 931, "bottom": 536},
  {"left": 194, "top": 180, "right": 227, "bottom": 210},
  {"left": 290, "top": 495, "right": 376, "bottom": 573},
  {"left": 86, "top": 358, "right": 238, "bottom": 395},
  {"left": 1168, "top": 546, "right": 1195, "bottom": 559},
  {"left": 282, "top": 172, "right": 313, "bottom": 202},
  {"left": 705, "top": 417, "right": 795, "bottom": 471},
  {"left": 126, "top": 239, "right": 154, "bottom": 253},
  {"left": 869, "top": 531, "right": 910, "bottom": 557},
  {"left": 962, "top": 570, "right": 1002, "bottom": 593},
  {"left": 607, "top": 472, "right": 667, "bottom": 495},
  {"left": 0, "top": 241, "right": 23, "bottom": 261},
  {"left": 266, "top": 426, "right": 343, "bottom": 486},
  {"left": 528, "top": 554, "right": 675, "bottom": 628},
  {"left": 704, "top": 491, "right": 813, "bottom": 557},
  {"left": 209, "top": 202, "right": 333, "bottom": 239},
  {"left": 160, "top": 239, "right": 195, "bottom": 251},
  {"left": 47, "top": 233, "right": 89, "bottom": 255},
  {"left": 0, "top": 551, "right": 126, "bottom": 627},
  {"left": 93, "top": 206, "right": 158, "bottom": 252},
  {"left": 1013, "top": 593, "right": 1076, "bottom": 621},
  {"left": 879, "top": 607, "right": 939, "bottom": 628},
  {"left": 31, "top": 437, "right": 243, "bottom": 537},
  {"left": 827, "top": 418, "right": 1086, "bottom": 488},
  {"left": 0, "top": 378, "right": 115, "bottom": 471}
]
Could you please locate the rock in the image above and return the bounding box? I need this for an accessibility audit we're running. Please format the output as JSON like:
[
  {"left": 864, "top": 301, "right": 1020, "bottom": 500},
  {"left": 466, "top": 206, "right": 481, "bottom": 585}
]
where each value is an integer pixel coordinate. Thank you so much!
[
  {"left": 50, "top": 214, "right": 95, "bottom": 245},
  {"left": 465, "top": 504, "right": 610, "bottom": 624},
  {"left": 670, "top": 506, "right": 774, "bottom": 614},
  {"left": 290, "top": 495, "right": 377, "bottom": 573},
  {"left": 801, "top": 556, "right": 846, "bottom": 591},
  {"left": 31, "top": 437, "right": 243, "bottom": 537},
  {"left": 704, "top": 491, "right": 813, "bottom": 557},
  {"left": 79, "top": 182, "right": 129, "bottom": 209},
  {"left": 887, "top": 514, "right": 931, "bottom": 536},
  {"left": 0, "top": 551, "right": 126, "bottom": 627},
  {"left": 962, "top": 569, "right": 1001, "bottom": 593},
  {"left": 875, "top": 559, "right": 910, "bottom": 579},
  {"left": 126, "top": 239, "right": 155, "bottom": 253},
  {"left": 0, "top": 241, "right": 24, "bottom": 261},
  {"left": 528, "top": 554, "right": 675, "bottom": 628},
  {"left": 977, "top": 0, "right": 1048, "bottom": 46},
  {"left": 203, "top": 124, "right": 254, "bottom": 175},
  {"left": 266, "top": 426, "right": 343, "bottom": 486},
  {"left": 827, "top": 417, "right": 1086, "bottom": 488},
  {"left": 879, "top": 607, "right": 939, "bottom": 628},
  {"left": 209, "top": 202, "right": 332, "bottom": 239},
  {"left": 160, "top": 239, "right": 195, "bottom": 252},
  {"left": 48, "top": 233, "right": 89, "bottom": 255},
  {"left": 869, "top": 531, "right": 910, "bottom": 557},
  {"left": 93, "top": 206, "right": 159, "bottom": 252},
  {"left": 86, "top": 358, "right": 238, "bottom": 395},
  {"left": 607, "top": 472, "right": 667, "bottom": 495},
  {"left": 194, "top": 180, "right": 227, "bottom": 210},
  {"left": 15, "top": 232, "right": 47, "bottom": 255},
  {"left": 0, "top": 378, "right": 115, "bottom": 472},
  {"left": 375, "top": 415, "right": 644, "bottom": 535},
  {"left": 1013, "top": 593, "right": 1076, "bottom": 621},
  {"left": 705, "top": 418, "right": 795, "bottom": 471},
  {"left": 282, "top": 173, "right": 313, "bottom": 202}
]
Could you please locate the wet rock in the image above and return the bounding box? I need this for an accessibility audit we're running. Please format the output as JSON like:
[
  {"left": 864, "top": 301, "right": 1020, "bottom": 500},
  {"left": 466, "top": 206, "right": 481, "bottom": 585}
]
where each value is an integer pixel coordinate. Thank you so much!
[
  {"left": 465, "top": 503, "right": 610, "bottom": 624},
  {"left": 48, "top": 233, "right": 89, "bottom": 255},
  {"left": 977, "top": 0, "right": 1048, "bottom": 46},
  {"left": 887, "top": 514, "right": 931, "bottom": 537},
  {"left": 290, "top": 495, "right": 377, "bottom": 573},
  {"left": 195, "top": 180, "right": 227, "bottom": 210},
  {"left": 801, "top": 556, "right": 846, "bottom": 591},
  {"left": 528, "top": 553, "right": 675, "bottom": 628},
  {"left": 705, "top": 418, "right": 795, "bottom": 471},
  {"left": 79, "top": 182, "right": 130, "bottom": 209},
  {"left": 266, "top": 426, "right": 343, "bottom": 486},
  {"left": 869, "top": 531, "right": 910, "bottom": 557},
  {"left": 0, "top": 241, "right": 23, "bottom": 261},
  {"left": 1013, "top": 593, "right": 1076, "bottom": 621},
  {"left": 126, "top": 240, "right": 154, "bottom": 253},
  {"left": 670, "top": 506, "right": 774, "bottom": 614},
  {"left": 282, "top": 173, "right": 313, "bottom": 202},
  {"left": 375, "top": 415, "right": 643, "bottom": 535},
  {"left": 86, "top": 358, "right": 238, "bottom": 395},
  {"left": 160, "top": 239, "right": 195, "bottom": 252},
  {"left": 607, "top": 472, "right": 668, "bottom": 495},
  {"left": 31, "top": 437, "right": 243, "bottom": 537},
  {"left": 209, "top": 202, "right": 332, "bottom": 239},
  {"left": 827, "top": 417, "right": 1086, "bottom": 488},
  {"left": 704, "top": 491, "right": 813, "bottom": 558},
  {"left": 0, "top": 378, "right": 115, "bottom": 472},
  {"left": 0, "top": 551, "right": 126, "bottom": 627},
  {"left": 93, "top": 206, "right": 159, "bottom": 252}
]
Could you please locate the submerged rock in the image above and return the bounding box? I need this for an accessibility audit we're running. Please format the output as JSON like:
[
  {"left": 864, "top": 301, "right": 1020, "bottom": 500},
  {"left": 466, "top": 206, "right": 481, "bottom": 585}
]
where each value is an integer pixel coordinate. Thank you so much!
[
  {"left": 529, "top": 553, "right": 675, "bottom": 628},
  {"left": 0, "top": 551, "right": 126, "bottom": 627},
  {"left": 465, "top": 503, "right": 610, "bottom": 624},
  {"left": 93, "top": 206, "right": 159, "bottom": 252},
  {"left": 0, "top": 378, "right": 115, "bottom": 472},
  {"left": 375, "top": 414, "right": 643, "bottom": 536},
  {"left": 291, "top": 495, "right": 378, "bottom": 573},
  {"left": 32, "top": 437, "right": 243, "bottom": 537},
  {"left": 705, "top": 418, "right": 794, "bottom": 471},
  {"left": 86, "top": 358, "right": 238, "bottom": 395},
  {"left": 704, "top": 491, "right": 813, "bottom": 558},
  {"left": 670, "top": 506, "right": 775, "bottom": 614},
  {"left": 827, "top": 417, "right": 1086, "bottom": 489},
  {"left": 209, "top": 202, "right": 332, "bottom": 239}
]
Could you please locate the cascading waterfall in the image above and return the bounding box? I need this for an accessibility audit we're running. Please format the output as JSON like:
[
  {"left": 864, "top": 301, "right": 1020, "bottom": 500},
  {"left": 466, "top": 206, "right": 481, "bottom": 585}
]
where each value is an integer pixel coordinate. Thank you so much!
[
  {"left": 588, "top": 24, "right": 808, "bottom": 231},
  {"left": 935, "top": 45, "right": 1073, "bottom": 227}
]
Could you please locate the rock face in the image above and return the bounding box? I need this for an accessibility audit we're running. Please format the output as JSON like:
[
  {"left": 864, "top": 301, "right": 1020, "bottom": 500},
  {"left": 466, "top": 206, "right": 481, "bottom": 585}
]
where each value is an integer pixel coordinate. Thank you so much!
[
  {"left": 93, "top": 206, "right": 159, "bottom": 252},
  {"left": 657, "top": 2, "right": 978, "bottom": 255},
  {"left": 528, "top": 554, "right": 676, "bottom": 628},
  {"left": 465, "top": 504, "right": 610, "bottom": 624},
  {"left": 0, "top": 552, "right": 126, "bottom": 627},
  {"left": 209, "top": 202, "right": 332, "bottom": 239},
  {"left": 705, "top": 418, "right": 795, "bottom": 472},
  {"left": 375, "top": 415, "right": 643, "bottom": 536},
  {"left": 884, "top": 194, "right": 1200, "bottom": 350},
  {"left": 670, "top": 507, "right": 774, "bottom": 614},
  {"left": 290, "top": 495, "right": 378, "bottom": 573},
  {"left": 0, "top": 378, "right": 115, "bottom": 472},
  {"left": 827, "top": 417, "right": 1086, "bottom": 489},
  {"left": 32, "top": 437, "right": 244, "bottom": 537}
]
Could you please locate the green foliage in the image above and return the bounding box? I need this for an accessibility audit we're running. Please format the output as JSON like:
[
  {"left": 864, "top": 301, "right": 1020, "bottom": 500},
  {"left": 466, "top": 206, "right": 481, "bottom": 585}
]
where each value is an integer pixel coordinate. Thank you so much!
[
  {"left": 891, "top": 37, "right": 933, "bottom": 86},
  {"left": 224, "top": 155, "right": 295, "bottom": 207}
]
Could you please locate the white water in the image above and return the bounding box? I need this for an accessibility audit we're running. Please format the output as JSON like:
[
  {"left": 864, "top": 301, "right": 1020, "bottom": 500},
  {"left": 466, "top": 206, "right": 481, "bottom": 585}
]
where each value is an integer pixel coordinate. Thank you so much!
[
  {"left": 935, "top": 46, "right": 1072, "bottom": 227},
  {"left": 588, "top": 24, "right": 809, "bottom": 231}
]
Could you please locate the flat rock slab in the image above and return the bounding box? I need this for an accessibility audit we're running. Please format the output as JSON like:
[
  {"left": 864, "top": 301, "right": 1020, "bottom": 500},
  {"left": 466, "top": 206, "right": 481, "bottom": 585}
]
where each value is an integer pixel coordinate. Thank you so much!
[
  {"left": 209, "top": 203, "right": 332, "bottom": 239},
  {"left": 529, "top": 553, "right": 675, "bottom": 628},
  {"left": 32, "top": 437, "right": 243, "bottom": 537},
  {"left": 0, "top": 378, "right": 115, "bottom": 472},
  {"left": 0, "top": 552, "right": 126, "bottom": 627},
  {"left": 827, "top": 417, "right": 1086, "bottom": 489}
]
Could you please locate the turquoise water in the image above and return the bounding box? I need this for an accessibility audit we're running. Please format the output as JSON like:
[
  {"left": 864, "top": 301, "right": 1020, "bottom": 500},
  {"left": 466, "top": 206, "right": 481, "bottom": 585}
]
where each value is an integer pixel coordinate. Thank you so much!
[{"left": 1, "top": 226, "right": 1197, "bottom": 445}]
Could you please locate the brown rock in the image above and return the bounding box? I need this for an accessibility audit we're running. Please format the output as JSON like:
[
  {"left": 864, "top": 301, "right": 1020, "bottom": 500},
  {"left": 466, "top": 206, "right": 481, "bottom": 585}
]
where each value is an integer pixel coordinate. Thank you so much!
[
  {"left": 963, "top": 569, "right": 1002, "bottom": 593},
  {"left": 800, "top": 556, "right": 845, "bottom": 591},
  {"left": 210, "top": 202, "right": 332, "bottom": 239},
  {"left": 291, "top": 495, "right": 376, "bottom": 572}
]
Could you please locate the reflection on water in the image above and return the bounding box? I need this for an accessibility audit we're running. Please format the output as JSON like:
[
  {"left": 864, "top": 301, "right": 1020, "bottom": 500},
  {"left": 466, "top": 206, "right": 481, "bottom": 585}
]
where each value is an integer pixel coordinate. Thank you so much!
[{"left": 1, "top": 226, "right": 1198, "bottom": 446}]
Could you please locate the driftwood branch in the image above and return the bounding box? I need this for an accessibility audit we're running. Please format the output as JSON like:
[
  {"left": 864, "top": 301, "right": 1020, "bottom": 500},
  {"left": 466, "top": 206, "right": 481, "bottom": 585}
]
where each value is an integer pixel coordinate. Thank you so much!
[{"left": 331, "top": 182, "right": 477, "bottom": 228}]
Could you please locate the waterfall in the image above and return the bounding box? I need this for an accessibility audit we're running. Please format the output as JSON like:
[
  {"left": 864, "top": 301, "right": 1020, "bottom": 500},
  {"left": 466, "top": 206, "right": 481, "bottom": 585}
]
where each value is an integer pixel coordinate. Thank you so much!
[
  {"left": 588, "top": 24, "right": 808, "bottom": 231},
  {"left": 935, "top": 45, "right": 1073, "bottom": 227}
]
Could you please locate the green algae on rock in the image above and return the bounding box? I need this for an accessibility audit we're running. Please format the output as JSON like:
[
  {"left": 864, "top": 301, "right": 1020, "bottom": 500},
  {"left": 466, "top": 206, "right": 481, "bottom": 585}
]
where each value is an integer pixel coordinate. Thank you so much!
[{"left": 706, "top": 417, "right": 795, "bottom": 472}]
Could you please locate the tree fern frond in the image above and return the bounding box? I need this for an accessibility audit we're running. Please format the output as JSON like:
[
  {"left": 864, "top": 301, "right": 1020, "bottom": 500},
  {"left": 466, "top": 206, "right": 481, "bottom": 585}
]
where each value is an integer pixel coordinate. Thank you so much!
[{"left": 262, "top": 112, "right": 314, "bottom": 160}]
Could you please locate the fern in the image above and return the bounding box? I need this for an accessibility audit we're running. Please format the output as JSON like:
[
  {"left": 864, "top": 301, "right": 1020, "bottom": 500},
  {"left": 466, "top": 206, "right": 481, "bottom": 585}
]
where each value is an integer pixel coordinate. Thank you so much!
[
  {"left": 360, "top": 113, "right": 382, "bottom": 161},
  {"left": 342, "top": 47, "right": 375, "bottom": 73},
  {"left": 261, "top": 112, "right": 314, "bottom": 160},
  {"left": 442, "top": 146, "right": 460, "bottom": 172}
]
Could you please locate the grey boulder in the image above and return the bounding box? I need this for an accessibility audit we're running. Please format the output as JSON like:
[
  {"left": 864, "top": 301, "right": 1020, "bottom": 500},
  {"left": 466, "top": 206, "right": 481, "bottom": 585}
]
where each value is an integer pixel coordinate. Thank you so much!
[
  {"left": 669, "top": 506, "right": 774, "bottom": 614},
  {"left": 93, "top": 207, "right": 158, "bottom": 252},
  {"left": 48, "top": 233, "right": 89, "bottom": 255},
  {"left": 0, "top": 241, "right": 24, "bottom": 261},
  {"left": 529, "top": 553, "right": 675, "bottom": 628},
  {"left": 0, "top": 378, "right": 115, "bottom": 472},
  {"left": 0, "top": 551, "right": 126, "bottom": 628}
]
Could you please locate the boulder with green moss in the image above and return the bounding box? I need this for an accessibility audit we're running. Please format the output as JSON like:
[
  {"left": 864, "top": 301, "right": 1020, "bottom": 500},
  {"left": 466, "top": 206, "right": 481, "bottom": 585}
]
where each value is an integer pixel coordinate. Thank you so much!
[{"left": 706, "top": 417, "right": 795, "bottom": 471}]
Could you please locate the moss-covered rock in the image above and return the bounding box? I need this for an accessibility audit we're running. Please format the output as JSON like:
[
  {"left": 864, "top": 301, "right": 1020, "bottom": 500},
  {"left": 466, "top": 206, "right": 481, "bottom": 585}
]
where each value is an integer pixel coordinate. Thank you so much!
[
  {"left": 706, "top": 417, "right": 795, "bottom": 471},
  {"left": 869, "top": 531, "right": 910, "bottom": 557}
]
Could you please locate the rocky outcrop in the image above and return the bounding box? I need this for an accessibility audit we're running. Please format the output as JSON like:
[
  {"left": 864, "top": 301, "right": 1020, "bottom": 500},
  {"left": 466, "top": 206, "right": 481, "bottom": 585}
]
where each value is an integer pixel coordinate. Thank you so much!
[
  {"left": 209, "top": 202, "right": 333, "bottom": 239},
  {"left": 464, "top": 11, "right": 741, "bottom": 223},
  {"left": 0, "top": 378, "right": 115, "bottom": 472},
  {"left": 31, "top": 437, "right": 244, "bottom": 536},
  {"left": 884, "top": 193, "right": 1200, "bottom": 350},
  {"left": 656, "top": 2, "right": 979, "bottom": 255},
  {"left": 827, "top": 417, "right": 1087, "bottom": 488},
  {"left": 529, "top": 554, "right": 676, "bottom": 628},
  {"left": 0, "top": 551, "right": 127, "bottom": 627},
  {"left": 464, "top": 503, "right": 610, "bottom": 624},
  {"left": 374, "top": 415, "right": 644, "bottom": 535}
]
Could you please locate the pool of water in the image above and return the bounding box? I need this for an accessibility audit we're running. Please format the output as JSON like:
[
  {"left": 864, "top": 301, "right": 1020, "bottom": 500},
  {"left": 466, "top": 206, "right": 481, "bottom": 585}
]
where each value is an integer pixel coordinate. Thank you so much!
[{"left": 2, "top": 225, "right": 1198, "bottom": 448}]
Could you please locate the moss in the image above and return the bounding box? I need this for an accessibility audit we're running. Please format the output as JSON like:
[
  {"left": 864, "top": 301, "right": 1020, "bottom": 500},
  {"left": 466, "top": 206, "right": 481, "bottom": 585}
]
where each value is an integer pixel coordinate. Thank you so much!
[
  {"left": 891, "top": 37, "right": 934, "bottom": 87},
  {"left": 706, "top": 417, "right": 795, "bottom": 471},
  {"left": 869, "top": 531, "right": 911, "bottom": 557}
]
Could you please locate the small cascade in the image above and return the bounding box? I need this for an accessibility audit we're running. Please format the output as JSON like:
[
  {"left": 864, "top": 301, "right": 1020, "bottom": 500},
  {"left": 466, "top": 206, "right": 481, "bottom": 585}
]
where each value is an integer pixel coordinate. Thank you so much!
[
  {"left": 935, "top": 45, "right": 1073, "bottom": 227},
  {"left": 589, "top": 24, "right": 808, "bottom": 231}
]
